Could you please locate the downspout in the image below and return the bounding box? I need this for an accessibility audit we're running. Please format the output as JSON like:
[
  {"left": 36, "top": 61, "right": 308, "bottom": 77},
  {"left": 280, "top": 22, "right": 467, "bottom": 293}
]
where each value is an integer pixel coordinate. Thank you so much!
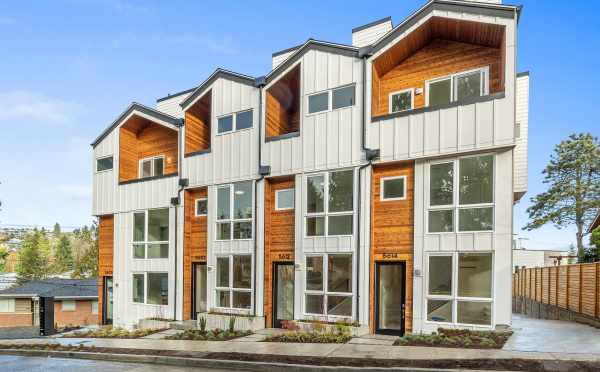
[
  {"left": 172, "top": 118, "right": 188, "bottom": 321},
  {"left": 356, "top": 46, "right": 379, "bottom": 325},
  {"left": 254, "top": 76, "right": 269, "bottom": 316}
]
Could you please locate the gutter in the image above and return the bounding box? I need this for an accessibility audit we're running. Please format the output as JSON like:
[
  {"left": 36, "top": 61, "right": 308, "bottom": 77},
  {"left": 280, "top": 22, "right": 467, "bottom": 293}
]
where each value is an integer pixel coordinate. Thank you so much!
[{"left": 172, "top": 118, "right": 188, "bottom": 321}]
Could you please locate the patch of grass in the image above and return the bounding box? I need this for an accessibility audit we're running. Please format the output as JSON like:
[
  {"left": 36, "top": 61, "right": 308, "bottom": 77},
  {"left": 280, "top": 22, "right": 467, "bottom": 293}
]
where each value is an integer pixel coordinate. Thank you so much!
[
  {"left": 62, "top": 326, "right": 163, "bottom": 339},
  {"left": 165, "top": 328, "right": 252, "bottom": 341},
  {"left": 393, "top": 328, "right": 512, "bottom": 349},
  {"left": 264, "top": 331, "right": 352, "bottom": 344}
]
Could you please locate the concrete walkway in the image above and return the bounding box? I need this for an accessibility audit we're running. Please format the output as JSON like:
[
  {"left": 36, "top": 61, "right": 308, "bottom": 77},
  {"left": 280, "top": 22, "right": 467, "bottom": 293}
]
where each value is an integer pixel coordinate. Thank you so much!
[{"left": 503, "top": 313, "right": 600, "bottom": 354}]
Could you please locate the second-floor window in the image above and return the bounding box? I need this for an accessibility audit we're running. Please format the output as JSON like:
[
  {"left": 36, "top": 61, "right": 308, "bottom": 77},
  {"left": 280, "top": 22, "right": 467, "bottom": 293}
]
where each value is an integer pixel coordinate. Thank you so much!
[
  {"left": 216, "top": 181, "right": 253, "bottom": 240},
  {"left": 306, "top": 170, "right": 354, "bottom": 237},
  {"left": 133, "top": 208, "right": 169, "bottom": 259},
  {"left": 139, "top": 156, "right": 164, "bottom": 178},
  {"left": 308, "top": 85, "right": 355, "bottom": 114},
  {"left": 217, "top": 109, "right": 253, "bottom": 135},
  {"left": 389, "top": 89, "right": 413, "bottom": 113},
  {"left": 428, "top": 154, "right": 494, "bottom": 233},
  {"left": 96, "top": 155, "right": 113, "bottom": 172},
  {"left": 426, "top": 67, "right": 489, "bottom": 107}
]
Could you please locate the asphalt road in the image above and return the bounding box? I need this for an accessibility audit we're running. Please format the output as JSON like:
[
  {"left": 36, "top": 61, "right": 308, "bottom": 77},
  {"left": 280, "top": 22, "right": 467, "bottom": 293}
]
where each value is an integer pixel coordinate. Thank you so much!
[{"left": 0, "top": 355, "right": 233, "bottom": 372}]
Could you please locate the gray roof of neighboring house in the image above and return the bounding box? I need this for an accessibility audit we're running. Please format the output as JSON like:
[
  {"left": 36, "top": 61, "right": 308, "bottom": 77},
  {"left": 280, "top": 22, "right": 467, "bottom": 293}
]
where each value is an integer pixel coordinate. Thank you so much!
[{"left": 0, "top": 278, "right": 98, "bottom": 299}]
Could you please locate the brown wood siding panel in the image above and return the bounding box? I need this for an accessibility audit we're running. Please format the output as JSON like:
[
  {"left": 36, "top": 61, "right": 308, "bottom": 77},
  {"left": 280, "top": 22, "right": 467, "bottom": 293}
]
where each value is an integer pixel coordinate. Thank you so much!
[
  {"left": 581, "top": 264, "right": 597, "bottom": 317},
  {"left": 183, "top": 188, "right": 208, "bottom": 320},
  {"left": 98, "top": 215, "right": 114, "bottom": 324},
  {"left": 266, "top": 65, "right": 300, "bottom": 138},
  {"left": 119, "top": 118, "right": 178, "bottom": 182},
  {"left": 185, "top": 93, "right": 211, "bottom": 155},
  {"left": 370, "top": 162, "right": 414, "bottom": 333},
  {"left": 263, "top": 177, "right": 295, "bottom": 327}
]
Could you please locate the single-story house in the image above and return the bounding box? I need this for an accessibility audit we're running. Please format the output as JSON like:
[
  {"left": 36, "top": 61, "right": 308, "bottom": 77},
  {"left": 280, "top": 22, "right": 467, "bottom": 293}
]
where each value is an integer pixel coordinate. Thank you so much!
[{"left": 0, "top": 278, "right": 98, "bottom": 328}]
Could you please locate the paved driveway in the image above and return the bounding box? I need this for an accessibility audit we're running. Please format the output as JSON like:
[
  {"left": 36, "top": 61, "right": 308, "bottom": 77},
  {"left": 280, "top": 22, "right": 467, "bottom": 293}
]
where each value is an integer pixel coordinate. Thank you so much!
[{"left": 503, "top": 313, "right": 600, "bottom": 354}]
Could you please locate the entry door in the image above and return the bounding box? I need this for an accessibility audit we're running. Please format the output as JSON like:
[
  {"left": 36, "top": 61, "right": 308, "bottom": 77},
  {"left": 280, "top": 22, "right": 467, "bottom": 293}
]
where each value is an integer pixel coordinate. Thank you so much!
[
  {"left": 273, "top": 263, "right": 294, "bottom": 328},
  {"left": 103, "top": 276, "right": 113, "bottom": 325},
  {"left": 192, "top": 263, "right": 207, "bottom": 319},
  {"left": 375, "top": 262, "right": 406, "bottom": 335}
]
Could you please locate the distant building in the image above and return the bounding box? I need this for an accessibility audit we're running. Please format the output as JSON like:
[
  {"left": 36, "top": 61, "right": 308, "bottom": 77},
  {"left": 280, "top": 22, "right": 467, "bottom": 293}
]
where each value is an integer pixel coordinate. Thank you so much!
[
  {"left": 5, "top": 238, "right": 22, "bottom": 251},
  {"left": 3, "top": 251, "right": 19, "bottom": 273},
  {"left": 512, "top": 249, "right": 573, "bottom": 272},
  {"left": 0, "top": 273, "right": 17, "bottom": 291}
]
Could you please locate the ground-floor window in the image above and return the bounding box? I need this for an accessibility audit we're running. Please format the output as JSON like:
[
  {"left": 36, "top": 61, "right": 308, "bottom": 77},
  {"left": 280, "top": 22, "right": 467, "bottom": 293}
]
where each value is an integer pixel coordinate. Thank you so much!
[
  {"left": 61, "top": 300, "right": 76, "bottom": 311},
  {"left": 304, "top": 253, "right": 353, "bottom": 317},
  {"left": 132, "top": 272, "right": 169, "bottom": 305},
  {"left": 426, "top": 252, "right": 493, "bottom": 326},
  {"left": 215, "top": 255, "right": 252, "bottom": 310}
]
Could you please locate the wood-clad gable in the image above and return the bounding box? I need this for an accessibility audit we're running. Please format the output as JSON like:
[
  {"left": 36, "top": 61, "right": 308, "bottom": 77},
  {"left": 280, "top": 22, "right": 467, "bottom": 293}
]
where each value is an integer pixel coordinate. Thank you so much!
[
  {"left": 263, "top": 176, "right": 295, "bottom": 327},
  {"left": 97, "top": 215, "right": 114, "bottom": 324},
  {"left": 183, "top": 187, "right": 208, "bottom": 320},
  {"left": 370, "top": 162, "right": 414, "bottom": 333},
  {"left": 266, "top": 65, "right": 300, "bottom": 138},
  {"left": 118, "top": 116, "right": 178, "bottom": 183},
  {"left": 185, "top": 91, "right": 211, "bottom": 155}
]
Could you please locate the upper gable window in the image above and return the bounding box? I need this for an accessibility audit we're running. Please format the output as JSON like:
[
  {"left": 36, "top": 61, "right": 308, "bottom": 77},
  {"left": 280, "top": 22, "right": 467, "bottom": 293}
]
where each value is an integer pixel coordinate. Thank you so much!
[
  {"left": 332, "top": 85, "right": 355, "bottom": 110},
  {"left": 308, "top": 92, "right": 329, "bottom": 114},
  {"left": 139, "top": 156, "right": 164, "bottom": 178},
  {"left": 217, "top": 110, "right": 253, "bottom": 134},
  {"left": 308, "top": 84, "right": 356, "bottom": 115},
  {"left": 96, "top": 156, "right": 113, "bottom": 172},
  {"left": 389, "top": 89, "right": 413, "bottom": 113},
  {"left": 426, "top": 67, "right": 489, "bottom": 107}
]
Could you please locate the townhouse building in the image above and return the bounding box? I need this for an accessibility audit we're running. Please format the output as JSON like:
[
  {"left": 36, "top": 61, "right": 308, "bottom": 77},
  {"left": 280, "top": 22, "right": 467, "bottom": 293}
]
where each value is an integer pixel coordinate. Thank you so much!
[{"left": 92, "top": 0, "right": 528, "bottom": 335}]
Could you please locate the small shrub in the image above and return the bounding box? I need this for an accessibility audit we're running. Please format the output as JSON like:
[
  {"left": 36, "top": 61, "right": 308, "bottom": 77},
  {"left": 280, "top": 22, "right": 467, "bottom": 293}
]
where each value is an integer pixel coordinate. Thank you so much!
[
  {"left": 199, "top": 316, "right": 207, "bottom": 332},
  {"left": 264, "top": 331, "right": 352, "bottom": 344},
  {"left": 165, "top": 328, "right": 251, "bottom": 341},
  {"left": 228, "top": 317, "right": 236, "bottom": 333},
  {"left": 393, "top": 328, "right": 512, "bottom": 349}
]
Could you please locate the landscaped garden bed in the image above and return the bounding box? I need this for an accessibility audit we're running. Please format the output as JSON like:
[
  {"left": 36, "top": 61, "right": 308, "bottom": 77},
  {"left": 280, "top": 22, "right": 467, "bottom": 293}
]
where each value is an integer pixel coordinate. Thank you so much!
[
  {"left": 263, "top": 331, "right": 352, "bottom": 344},
  {"left": 394, "top": 328, "right": 512, "bottom": 349},
  {"left": 62, "top": 326, "right": 164, "bottom": 339},
  {"left": 166, "top": 329, "right": 251, "bottom": 341}
]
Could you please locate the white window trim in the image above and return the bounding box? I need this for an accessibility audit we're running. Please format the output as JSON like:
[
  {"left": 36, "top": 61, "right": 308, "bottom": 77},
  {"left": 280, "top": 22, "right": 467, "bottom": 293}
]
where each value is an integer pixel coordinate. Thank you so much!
[
  {"left": 215, "top": 182, "right": 254, "bottom": 241},
  {"left": 132, "top": 209, "right": 170, "bottom": 260},
  {"left": 216, "top": 109, "right": 254, "bottom": 136},
  {"left": 132, "top": 272, "right": 169, "bottom": 306},
  {"left": 195, "top": 198, "right": 207, "bottom": 217},
  {"left": 380, "top": 175, "right": 408, "bottom": 201},
  {"left": 61, "top": 300, "right": 76, "bottom": 312},
  {"left": 275, "top": 188, "right": 295, "bottom": 211},
  {"left": 306, "top": 84, "right": 356, "bottom": 116},
  {"left": 138, "top": 155, "right": 165, "bottom": 178},
  {"left": 303, "top": 253, "right": 354, "bottom": 319},
  {"left": 214, "top": 254, "right": 253, "bottom": 313},
  {"left": 425, "top": 252, "right": 494, "bottom": 328},
  {"left": 426, "top": 154, "right": 495, "bottom": 234},
  {"left": 425, "top": 66, "right": 490, "bottom": 107},
  {"left": 388, "top": 88, "right": 414, "bottom": 114},
  {"left": 304, "top": 169, "right": 355, "bottom": 238},
  {"left": 95, "top": 155, "right": 114, "bottom": 173}
]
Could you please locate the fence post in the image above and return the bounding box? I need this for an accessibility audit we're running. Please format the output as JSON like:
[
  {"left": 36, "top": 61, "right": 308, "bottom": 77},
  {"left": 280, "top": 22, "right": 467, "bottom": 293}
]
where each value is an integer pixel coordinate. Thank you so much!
[
  {"left": 579, "top": 264, "right": 583, "bottom": 313},
  {"left": 596, "top": 263, "right": 599, "bottom": 318}
]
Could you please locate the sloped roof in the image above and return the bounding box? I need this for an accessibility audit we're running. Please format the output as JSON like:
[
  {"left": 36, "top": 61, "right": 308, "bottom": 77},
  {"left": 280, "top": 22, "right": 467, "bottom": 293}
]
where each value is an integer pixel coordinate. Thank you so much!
[
  {"left": 91, "top": 102, "right": 181, "bottom": 148},
  {"left": 0, "top": 278, "right": 98, "bottom": 299}
]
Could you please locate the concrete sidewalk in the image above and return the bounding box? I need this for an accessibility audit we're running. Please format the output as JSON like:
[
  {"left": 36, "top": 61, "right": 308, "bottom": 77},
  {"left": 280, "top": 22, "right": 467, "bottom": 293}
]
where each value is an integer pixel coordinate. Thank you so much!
[{"left": 1, "top": 335, "right": 600, "bottom": 363}]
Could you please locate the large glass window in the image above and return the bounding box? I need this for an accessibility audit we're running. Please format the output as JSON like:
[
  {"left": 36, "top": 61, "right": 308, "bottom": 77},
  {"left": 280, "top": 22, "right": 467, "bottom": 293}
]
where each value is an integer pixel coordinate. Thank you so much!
[
  {"left": 427, "top": 155, "right": 494, "bottom": 233},
  {"left": 304, "top": 254, "right": 352, "bottom": 317},
  {"left": 215, "top": 255, "right": 252, "bottom": 310},
  {"left": 216, "top": 181, "right": 253, "bottom": 240},
  {"left": 426, "top": 253, "right": 493, "bottom": 326},
  {"left": 139, "top": 156, "right": 164, "bottom": 178},
  {"left": 306, "top": 170, "right": 354, "bottom": 237},
  {"left": 132, "top": 272, "right": 168, "bottom": 305},
  {"left": 427, "top": 67, "right": 488, "bottom": 107},
  {"left": 133, "top": 209, "right": 169, "bottom": 259}
]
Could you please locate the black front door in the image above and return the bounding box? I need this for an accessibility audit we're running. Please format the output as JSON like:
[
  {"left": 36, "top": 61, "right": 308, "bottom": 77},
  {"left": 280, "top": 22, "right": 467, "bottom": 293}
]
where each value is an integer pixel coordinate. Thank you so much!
[
  {"left": 192, "top": 263, "right": 207, "bottom": 320},
  {"left": 272, "top": 263, "right": 294, "bottom": 328},
  {"left": 102, "top": 276, "right": 113, "bottom": 325},
  {"left": 39, "top": 296, "right": 55, "bottom": 336},
  {"left": 375, "top": 262, "right": 406, "bottom": 336}
]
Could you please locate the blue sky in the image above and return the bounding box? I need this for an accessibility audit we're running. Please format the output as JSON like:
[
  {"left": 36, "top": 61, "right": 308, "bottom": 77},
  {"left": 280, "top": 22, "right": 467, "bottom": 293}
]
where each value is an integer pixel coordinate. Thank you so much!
[{"left": 0, "top": 0, "right": 598, "bottom": 249}]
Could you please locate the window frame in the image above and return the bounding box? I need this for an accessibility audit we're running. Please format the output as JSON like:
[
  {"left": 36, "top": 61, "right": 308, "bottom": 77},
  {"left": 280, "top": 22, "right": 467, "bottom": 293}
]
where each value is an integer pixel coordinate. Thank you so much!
[
  {"left": 95, "top": 155, "right": 114, "bottom": 173},
  {"left": 61, "top": 300, "right": 76, "bottom": 312},
  {"left": 304, "top": 169, "right": 355, "bottom": 238},
  {"left": 216, "top": 109, "right": 254, "bottom": 136},
  {"left": 131, "top": 272, "right": 169, "bottom": 306},
  {"left": 426, "top": 154, "right": 495, "bottom": 234},
  {"left": 215, "top": 182, "right": 254, "bottom": 241},
  {"left": 303, "top": 253, "right": 354, "bottom": 318},
  {"left": 91, "top": 300, "right": 98, "bottom": 315},
  {"left": 138, "top": 155, "right": 165, "bottom": 178},
  {"left": 195, "top": 198, "right": 208, "bottom": 217},
  {"left": 425, "top": 252, "right": 494, "bottom": 327},
  {"left": 132, "top": 208, "right": 170, "bottom": 260},
  {"left": 380, "top": 175, "right": 408, "bottom": 201},
  {"left": 0, "top": 298, "right": 16, "bottom": 313},
  {"left": 425, "top": 66, "right": 490, "bottom": 107},
  {"left": 388, "top": 88, "right": 414, "bottom": 114},
  {"left": 306, "top": 84, "right": 356, "bottom": 116},
  {"left": 275, "top": 188, "right": 295, "bottom": 211},
  {"left": 214, "top": 254, "right": 253, "bottom": 312}
]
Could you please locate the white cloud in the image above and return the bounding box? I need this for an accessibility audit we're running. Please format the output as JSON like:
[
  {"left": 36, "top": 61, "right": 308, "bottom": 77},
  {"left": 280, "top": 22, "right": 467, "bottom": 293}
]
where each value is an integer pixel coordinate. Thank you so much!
[{"left": 0, "top": 91, "right": 83, "bottom": 124}]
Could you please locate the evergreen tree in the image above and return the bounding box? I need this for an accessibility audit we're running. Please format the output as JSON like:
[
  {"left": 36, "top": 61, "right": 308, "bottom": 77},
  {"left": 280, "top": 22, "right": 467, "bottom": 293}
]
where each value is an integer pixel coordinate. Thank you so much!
[
  {"left": 568, "top": 244, "right": 577, "bottom": 265},
  {"left": 72, "top": 222, "right": 98, "bottom": 278},
  {"left": 52, "top": 235, "right": 73, "bottom": 274},
  {"left": 16, "top": 229, "right": 51, "bottom": 282},
  {"left": 524, "top": 133, "right": 600, "bottom": 260},
  {"left": 52, "top": 222, "right": 61, "bottom": 237}
]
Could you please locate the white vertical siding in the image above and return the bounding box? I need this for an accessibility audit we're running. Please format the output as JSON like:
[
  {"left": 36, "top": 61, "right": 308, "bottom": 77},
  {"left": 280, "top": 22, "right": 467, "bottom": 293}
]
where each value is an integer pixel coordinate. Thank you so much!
[
  {"left": 92, "top": 130, "right": 119, "bottom": 216},
  {"left": 156, "top": 92, "right": 192, "bottom": 118},
  {"left": 351, "top": 19, "right": 393, "bottom": 48},
  {"left": 513, "top": 74, "right": 529, "bottom": 197}
]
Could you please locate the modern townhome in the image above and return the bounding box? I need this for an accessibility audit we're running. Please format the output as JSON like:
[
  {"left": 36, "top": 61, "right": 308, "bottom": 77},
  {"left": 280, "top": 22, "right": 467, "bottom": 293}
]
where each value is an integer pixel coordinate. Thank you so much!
[{"left": 92, "top": 0, "right": 529, "bottom": 335}]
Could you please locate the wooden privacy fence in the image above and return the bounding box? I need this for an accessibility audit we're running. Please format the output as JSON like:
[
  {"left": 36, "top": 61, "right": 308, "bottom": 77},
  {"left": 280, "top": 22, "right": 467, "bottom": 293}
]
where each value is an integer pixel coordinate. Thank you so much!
[{"left": 513, "top": 262, "right": 600, "bottom": 319}]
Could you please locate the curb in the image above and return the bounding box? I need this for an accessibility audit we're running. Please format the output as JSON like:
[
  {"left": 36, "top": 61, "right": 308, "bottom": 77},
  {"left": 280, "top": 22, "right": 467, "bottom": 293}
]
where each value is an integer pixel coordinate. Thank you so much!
[{"left": 0, "top": 349, "right": 489, "bottom": 372}]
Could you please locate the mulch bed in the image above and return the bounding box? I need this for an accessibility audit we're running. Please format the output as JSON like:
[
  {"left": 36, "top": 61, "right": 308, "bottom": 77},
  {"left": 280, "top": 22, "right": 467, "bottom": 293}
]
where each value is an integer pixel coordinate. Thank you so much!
[
  {"left": 394, "top": 328, "right": 513, "bottom": 349},
  {"left": 0, "top": 344, "right": 597, "bottom": 371},
  {"left": 165, "top": 329, "right": 251, "bottom": 341}
]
